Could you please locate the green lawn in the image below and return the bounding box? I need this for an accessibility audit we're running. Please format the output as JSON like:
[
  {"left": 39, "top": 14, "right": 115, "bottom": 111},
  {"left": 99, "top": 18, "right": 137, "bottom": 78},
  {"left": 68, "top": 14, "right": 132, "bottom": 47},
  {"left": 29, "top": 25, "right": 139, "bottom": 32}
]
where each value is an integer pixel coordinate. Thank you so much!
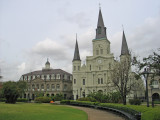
[{"left": 0, "top": 103, "right": 88, "bottom": 120}]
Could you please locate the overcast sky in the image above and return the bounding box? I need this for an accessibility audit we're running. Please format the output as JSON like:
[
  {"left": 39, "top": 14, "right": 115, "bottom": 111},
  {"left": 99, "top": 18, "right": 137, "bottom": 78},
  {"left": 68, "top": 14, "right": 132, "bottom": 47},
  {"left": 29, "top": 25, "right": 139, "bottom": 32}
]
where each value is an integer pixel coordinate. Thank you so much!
[{"left": 0, "top": 0, "right": 160, "bottom": 82}]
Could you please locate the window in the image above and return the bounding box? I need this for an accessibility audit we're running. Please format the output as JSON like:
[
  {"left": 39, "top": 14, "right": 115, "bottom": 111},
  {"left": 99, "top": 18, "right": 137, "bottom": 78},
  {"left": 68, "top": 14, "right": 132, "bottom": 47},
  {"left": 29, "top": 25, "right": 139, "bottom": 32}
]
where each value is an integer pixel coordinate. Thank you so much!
[
  {"left": 152, "top": 80, "right": 158, "bottom": 85},
  {"left": 83, "top": 79, "right": 85, "bottom": 85},
  {"left": 74, "top": 66, "right": 76, "bottom": 71},
  {"left": 41, "top": 84, "right": 44, "bottom": 89},
  {"left": 100, "top": 49, "right": 103, "bottom": 54},
  {"left": 32, "top": 84, "right": 35, "bottom": 89},
  {"left": 74, "top": 79, "right": 76, "bottom": 84},
  {"left": 36, "top": 84, "right": 39, "bottom": 89},
  {"left": 109, "top": 63, "right": 111, "bottom": 69},
  {"left": 47, "top": 84, "right": 50, "bottom": 90},
  {"left": 57, "top": 74, "right": 60, "bottom": 79},
  {"left": 96, "top": 50, "right": 99, "bottom": 55},
  {"left": 78, "top": 66, "right": 80, "bottom": 71},
  {"left": 98, "top": 78, "right": 100, "bottom": 84},
  {"left": 90, "top": 65, "right": 91, "bottom": 71},
  {"left": 101, "top": 78, "right": 103, "bottom": 84},
  {"left": 51, "top": 84, "right": 55, "bottom": 91},
  {"left": 52, "top": 74, "right": 55, "bottom": 79},
  {"left": 64, "top": 84, "right": 67, "bottom": 90},
  {"left": 47, "top": 75, "right": 50, "bottom": 80},
  {"left": 56, "top": 84, "right": 60, "bottom": 90}
]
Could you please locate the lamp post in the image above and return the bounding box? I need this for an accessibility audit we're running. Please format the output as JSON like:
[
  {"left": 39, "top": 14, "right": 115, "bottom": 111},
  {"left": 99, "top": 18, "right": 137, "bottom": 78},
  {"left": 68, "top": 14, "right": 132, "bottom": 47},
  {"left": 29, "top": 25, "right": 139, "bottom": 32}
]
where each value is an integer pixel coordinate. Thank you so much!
[
  {"left": 142, "top": 68, "right": 149, "bottom": 107},
  {"left": 150, "top": 85, "right": 154, "bottom": 107}
]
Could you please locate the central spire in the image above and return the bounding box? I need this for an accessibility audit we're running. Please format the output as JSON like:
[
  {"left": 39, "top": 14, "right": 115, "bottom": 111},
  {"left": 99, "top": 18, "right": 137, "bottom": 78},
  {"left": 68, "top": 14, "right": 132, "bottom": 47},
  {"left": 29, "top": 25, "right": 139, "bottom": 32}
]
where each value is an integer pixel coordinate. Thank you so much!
[
  {"left": 121, "top": 30, "right": 129, "bottom": 55},
  {"left": 95, "top": 8, "right": 107, "bottom": 39}
]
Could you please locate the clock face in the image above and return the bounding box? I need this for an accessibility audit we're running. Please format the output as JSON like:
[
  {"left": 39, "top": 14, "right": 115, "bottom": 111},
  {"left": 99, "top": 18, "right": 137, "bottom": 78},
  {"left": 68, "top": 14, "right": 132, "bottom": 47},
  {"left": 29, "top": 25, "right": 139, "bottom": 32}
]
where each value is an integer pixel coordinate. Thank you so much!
[{"left": 98, "top": 59, "right": 102, "bottom": 64}]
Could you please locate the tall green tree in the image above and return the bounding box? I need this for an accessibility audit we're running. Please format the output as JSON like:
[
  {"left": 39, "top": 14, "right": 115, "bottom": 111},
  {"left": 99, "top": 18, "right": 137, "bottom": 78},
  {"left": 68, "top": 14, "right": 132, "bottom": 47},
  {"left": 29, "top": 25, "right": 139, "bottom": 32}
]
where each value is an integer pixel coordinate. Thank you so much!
[{"left": 2, "top": 81, "right": 27, "bottom": 103}]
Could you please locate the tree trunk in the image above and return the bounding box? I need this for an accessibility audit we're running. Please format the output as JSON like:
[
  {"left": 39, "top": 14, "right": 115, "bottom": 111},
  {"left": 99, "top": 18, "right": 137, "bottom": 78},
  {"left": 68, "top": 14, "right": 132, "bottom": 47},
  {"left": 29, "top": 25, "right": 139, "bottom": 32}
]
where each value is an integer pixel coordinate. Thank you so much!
[{"left": 123, "top": 95, "right": 127, "bottom": 105}]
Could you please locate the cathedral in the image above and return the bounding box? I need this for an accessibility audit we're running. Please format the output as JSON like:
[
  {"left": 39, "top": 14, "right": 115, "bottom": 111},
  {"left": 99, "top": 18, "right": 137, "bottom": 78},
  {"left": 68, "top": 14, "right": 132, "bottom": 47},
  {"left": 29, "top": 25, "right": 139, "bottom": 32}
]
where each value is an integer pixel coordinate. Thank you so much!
[{"left": 72, "top": 8, "right": 144, "bottom": 100}]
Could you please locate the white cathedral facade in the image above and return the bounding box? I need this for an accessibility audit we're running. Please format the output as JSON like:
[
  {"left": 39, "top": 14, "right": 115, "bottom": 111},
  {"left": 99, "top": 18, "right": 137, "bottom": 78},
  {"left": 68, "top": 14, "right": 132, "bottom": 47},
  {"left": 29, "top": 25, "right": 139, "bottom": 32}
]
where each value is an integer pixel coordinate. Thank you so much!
[{"left": 72, "top": 9, "right": 144, "bottom": 100}]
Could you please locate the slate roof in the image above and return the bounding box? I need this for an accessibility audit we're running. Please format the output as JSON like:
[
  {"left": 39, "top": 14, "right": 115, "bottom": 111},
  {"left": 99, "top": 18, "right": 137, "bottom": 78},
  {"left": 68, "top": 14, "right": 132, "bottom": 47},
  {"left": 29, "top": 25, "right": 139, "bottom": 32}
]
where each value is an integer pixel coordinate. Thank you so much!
[{"left": 23, "top": 69, "right": 72, "bottom": 76}]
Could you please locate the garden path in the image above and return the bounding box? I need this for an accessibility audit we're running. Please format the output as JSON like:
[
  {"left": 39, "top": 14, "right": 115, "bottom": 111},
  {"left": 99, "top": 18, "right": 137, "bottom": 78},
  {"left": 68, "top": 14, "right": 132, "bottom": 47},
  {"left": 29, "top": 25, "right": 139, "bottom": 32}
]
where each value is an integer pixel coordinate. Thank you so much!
[{"left": 68, "top": 105, "right": 125, "bottom": 120}]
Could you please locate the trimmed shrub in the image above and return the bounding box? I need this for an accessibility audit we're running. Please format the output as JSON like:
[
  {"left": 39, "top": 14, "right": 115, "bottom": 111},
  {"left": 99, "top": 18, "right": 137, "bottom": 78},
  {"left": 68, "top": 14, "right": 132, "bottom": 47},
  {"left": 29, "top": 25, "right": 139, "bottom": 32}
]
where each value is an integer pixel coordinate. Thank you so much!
[
  {"left": 17, "top": 98, "right": 28, "bottom": 102},
  {"left": 60, "top": 100, "right": 70, "bottom": 104},
  {"left": 52, "top": 94, "right": 63, "bottom": 101},
  {"left": 35, "top": 97, "right": 52, "bottom": 103},
  {"left": 77, "top": 97, "right": 97, "bottom": 102},
  {"left": 0, "top": 98, "right": 6, "bottom": 102},
  {"left": 129, "top": 99, "right": 141, "bottom": 105}
]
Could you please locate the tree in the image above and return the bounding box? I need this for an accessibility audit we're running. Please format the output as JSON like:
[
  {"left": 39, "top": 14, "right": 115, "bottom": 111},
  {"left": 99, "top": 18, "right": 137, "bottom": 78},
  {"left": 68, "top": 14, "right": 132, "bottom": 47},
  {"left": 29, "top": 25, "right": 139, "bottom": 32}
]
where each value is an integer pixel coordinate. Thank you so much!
[
  {"left": 110, "top": 55, "right": 138, "bottom": 105},
  {"left": 2, "top": 81, "right": 27, "bottom": 103},
  {"left": 139, "top": 49, "right": 160, "bottom": 76}
]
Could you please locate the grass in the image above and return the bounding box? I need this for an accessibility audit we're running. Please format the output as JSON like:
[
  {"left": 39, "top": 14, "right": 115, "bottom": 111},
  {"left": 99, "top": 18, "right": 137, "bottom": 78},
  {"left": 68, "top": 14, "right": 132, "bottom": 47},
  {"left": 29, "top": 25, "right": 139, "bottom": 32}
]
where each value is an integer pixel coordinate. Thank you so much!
[
  {"left": 0, "top": 102, "right": 88, "bottom": 120},
  {"left": 101, "top": 103, "right": 160, "bottom": 120}
]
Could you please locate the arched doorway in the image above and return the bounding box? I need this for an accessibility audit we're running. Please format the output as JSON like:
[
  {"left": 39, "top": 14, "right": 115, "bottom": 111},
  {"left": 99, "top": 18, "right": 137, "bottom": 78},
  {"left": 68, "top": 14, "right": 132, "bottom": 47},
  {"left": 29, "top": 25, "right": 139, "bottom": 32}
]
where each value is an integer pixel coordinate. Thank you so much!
[
  {"left": 98, "top": 90, "right": 103, "bottom": 93},
  {"left": 152, "top": 93, "right": 159, "bottom": 101}
]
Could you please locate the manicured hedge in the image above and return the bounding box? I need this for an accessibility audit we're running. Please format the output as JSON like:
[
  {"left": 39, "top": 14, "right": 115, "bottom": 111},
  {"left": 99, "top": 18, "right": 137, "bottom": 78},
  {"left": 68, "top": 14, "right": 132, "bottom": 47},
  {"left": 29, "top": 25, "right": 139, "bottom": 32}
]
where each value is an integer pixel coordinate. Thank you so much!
[
  {"left": 17, "top": 98, "right": 28, "bottom": 102},
  {"left": 35, "top": 97, "right": 52, "bottom": 103}
]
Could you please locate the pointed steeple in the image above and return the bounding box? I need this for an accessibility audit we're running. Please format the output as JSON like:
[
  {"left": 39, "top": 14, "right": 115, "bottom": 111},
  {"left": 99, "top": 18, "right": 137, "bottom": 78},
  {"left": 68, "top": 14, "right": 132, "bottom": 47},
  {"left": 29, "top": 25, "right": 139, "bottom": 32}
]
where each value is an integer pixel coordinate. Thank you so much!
[
  {"left": 73, "top": 35, "right": 81, "bottom": 61},
  {"left": 96, "top": 8, "right": 107, "bottom": 39},
  {"left": 121, "top": 30, "right": 129, "bottom": 55}
]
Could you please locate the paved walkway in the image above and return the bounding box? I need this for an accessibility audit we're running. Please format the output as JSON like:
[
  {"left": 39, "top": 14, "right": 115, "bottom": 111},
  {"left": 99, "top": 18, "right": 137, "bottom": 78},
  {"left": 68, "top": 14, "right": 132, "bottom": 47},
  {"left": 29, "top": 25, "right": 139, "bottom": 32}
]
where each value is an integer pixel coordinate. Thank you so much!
[{"left": 68, "top": 106, "right": 125, "bottom": 120}]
